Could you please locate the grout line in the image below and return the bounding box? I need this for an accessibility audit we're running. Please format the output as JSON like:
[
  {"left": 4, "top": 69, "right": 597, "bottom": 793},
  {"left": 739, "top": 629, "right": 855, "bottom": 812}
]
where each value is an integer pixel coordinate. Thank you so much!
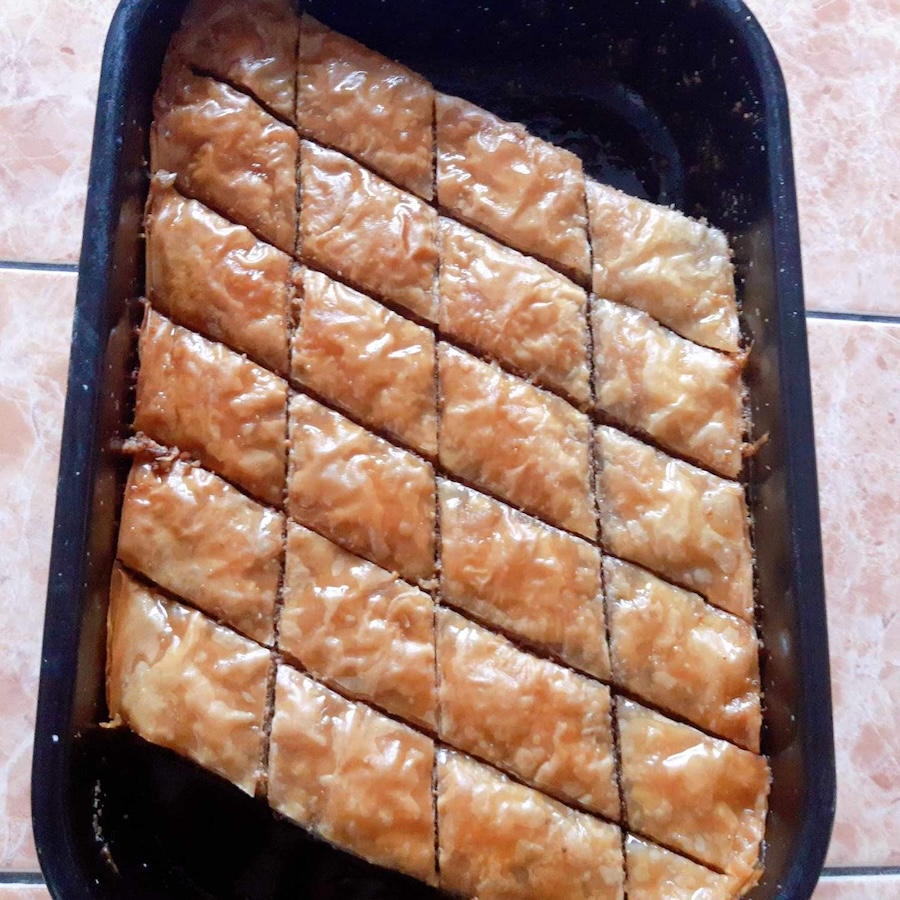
[
  {"left": 0, "top": 873, "right": 46, "bottom": 884},
  {"left": 0, "top": 259, "right": 78, "bottom": 273},
  {"left": 806, "top": 309, "right": 900, "bottom": 326},
  {"left": 821, "top": 866, "right": 900, "bottom": 878}
]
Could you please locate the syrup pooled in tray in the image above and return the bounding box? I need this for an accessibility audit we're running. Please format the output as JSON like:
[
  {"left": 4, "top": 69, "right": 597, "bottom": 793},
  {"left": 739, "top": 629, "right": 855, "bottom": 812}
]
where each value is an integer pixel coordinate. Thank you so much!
[{"left": 108, "top": 3, "right": 767, "bottom": 896}]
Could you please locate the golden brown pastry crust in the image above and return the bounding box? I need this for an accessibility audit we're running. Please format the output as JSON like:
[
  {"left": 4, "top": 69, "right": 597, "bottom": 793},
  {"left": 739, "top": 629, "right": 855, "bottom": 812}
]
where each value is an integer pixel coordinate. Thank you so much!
[
  {"left": 586, "top": 180, "right": 739, "bottom": 352},
  {"left": 617, "top": 699, "right": 769, "bottom": 884},
  {"left": 624, "top": 835, "right": 735, "bottom": 900},
  {"left": 439, "top": 344, "right": 595, "bottom": 539},
  {"left": 169, "top": 0, "right": 299, "bottom": 121},
  {"left": 437, "top": 609, "right": 619, "bottom": 818},
  {"left": 605, "top": 557, "right": 762, "bottom": 751},
  {"left": 437, "top": 749, "right": 624, "bottom": 900},
  {"left": 268, "top": 666, "right": 436, "bottom": 884},
  {"left": 592, "top": 296, "right": 745, "bottom": 477},
  {"left": 439, "top": 479, "right": 609, "bottom": 679},
  {"left": 151, "top": 58, "right": 298, "bottom": 254},
  {"left": 281, "top": 522, "right": 436, "bottom": 729},
  {"left": 287, "top": 393, "right": 435, "bottom": 583},
  {"left": 596, "top": 426, "right": 753, "bottom": 621},
  {"left": 292, "top": 269, "right": 437, "bottom": 455},
  {"left": 121, "top": 22, "right": 768, "bottom": 896},
  {"left": 436, "top": 94, "right": 591, "bottom": 283},
  {"left": 106, "top": 566, "right": 270, "bottom": 796},
  {"left": 145, "top": 175, "right": 292, "bottom": 374},
  {"left": 439, "top": 217, "right": 590, "bottom": 404},
  {"left": 297, "top": 14, "right": 434, "bottom": 199},
  {"left": 300, "top": 141, "right": 438, "bottom": 322},
  {"left": 133, "top": 309, "right": 287, "bottom": 506},
  {"left": 117, "top": 458, "right": 283, "bottom": 645}
]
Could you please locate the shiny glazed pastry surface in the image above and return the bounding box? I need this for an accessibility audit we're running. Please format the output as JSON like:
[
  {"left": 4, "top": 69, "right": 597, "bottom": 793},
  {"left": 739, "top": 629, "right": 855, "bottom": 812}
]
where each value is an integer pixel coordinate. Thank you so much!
[
  {"left": 268, "top": 666, "right": 436, "bottom": 884},
  {"left": 281, "top": 522, "right": 436, "bottom": 729},
  {"left": 586, "top": 180, "right": 739, "bottom": 353},
  {"left": 617, "top": 699, "right": 769, "bottom": 885},
  {"left": 297, "top": 14, "right": 434, "bottom": 199},
  {"left": 122, "top": 14, "right": 767, "bottom": 895},
  {"left": 605, "top": 557, "right": 762, "bottom": 751},
  {"left": 439, "top": 480, "right": 610, "bottom": 679},
  {"left": 437, "top": 750, "right": 625, "bottom": 900},
  {"left": 437, "top": 609, "right": 619, "bottom": 818},
  {"left": 439, "top": 217, "right": 590, "bottom": 404},
  {"left": 436, "top": 94, "right": 591, "bottom": 283},
  {"left": 292, "top": 269, "right": 437, "bottom": 455},
  {"left": 287, "top": 393, "right": 435, "bottom": 583},
  {"left": 106, "top": 566, "right": 270, "bottom": 796},
  {"left": 133, "top": 309, "right": 288, "bottom": 506},
  {"left": 151, "top": 59, "right": 298, "bottom": 254},
  {"left": 596, "top": 425, "right": 754, "bottom": 621},
  {"left": 592, "top": 296, "right": 746, "bottom": 477},
  {"left": 624, "top": 835, "right": 735, "bottom": 900},
  {"left": 145, "top": 175, "right": 292, "bottom": 373},
  {"left": 439, "top": 343, "right": 595, "bottom": 539},
  {"left": 169, "top": 0, "right": 299, "bottom": 121},
  {"left": 117, "top": 458, "right": 283, "bottom": 645},
  {"left": 300, "top": 141, "right": 438, "bottom": 321}
]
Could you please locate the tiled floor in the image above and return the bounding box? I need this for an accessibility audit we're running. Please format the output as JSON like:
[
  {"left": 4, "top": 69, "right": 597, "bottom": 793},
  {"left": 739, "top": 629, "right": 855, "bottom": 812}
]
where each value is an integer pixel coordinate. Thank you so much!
[{"left": 0, "top": 0, "right": 897, "bottom": 897}]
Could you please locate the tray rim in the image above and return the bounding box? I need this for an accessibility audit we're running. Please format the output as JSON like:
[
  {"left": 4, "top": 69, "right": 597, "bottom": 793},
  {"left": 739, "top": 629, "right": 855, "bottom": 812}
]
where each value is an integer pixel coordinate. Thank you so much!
[{"left": 31, "top": 0, "right": 836, "bottom": 897}]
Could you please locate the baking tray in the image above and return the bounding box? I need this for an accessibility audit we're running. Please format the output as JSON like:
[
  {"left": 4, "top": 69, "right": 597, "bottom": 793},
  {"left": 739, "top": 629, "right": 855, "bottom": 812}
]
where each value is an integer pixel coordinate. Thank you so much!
[{"left": 32, "top": 0, "right": 835, "bottom": 897}]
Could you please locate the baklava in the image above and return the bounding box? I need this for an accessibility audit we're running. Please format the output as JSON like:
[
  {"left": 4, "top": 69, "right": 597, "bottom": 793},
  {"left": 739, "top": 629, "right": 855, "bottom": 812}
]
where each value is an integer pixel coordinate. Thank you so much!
[{"left": 107, "top": 3, "right": 769, "bottom": 896}]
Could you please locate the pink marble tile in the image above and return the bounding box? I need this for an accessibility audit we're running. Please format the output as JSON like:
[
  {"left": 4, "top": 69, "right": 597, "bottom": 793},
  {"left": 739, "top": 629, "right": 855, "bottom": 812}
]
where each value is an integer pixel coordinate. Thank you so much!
[
  {"left": 0, "top": 0, "right": 120, "bottom": 263},
  {"left": 0, "top": 888, "right": 51, "bottom": 900},
  {"left": 808, "top": 318, "right": 900, "bottom": 866},
  {"left": 0, "top": 270, "right": 76, "bottom": 870},
  {"left": 813, "top": 876, "right": 900, "bottom": 899},
  {"left": 745, "top": 0, "right": 900, "bottom": 315}
]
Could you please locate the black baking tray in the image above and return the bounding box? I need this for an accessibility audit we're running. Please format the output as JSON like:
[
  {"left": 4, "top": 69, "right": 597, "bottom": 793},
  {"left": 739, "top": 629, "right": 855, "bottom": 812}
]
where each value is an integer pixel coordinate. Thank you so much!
[{"left": 32, "top": 0, "right": 835, "bottom": 897}]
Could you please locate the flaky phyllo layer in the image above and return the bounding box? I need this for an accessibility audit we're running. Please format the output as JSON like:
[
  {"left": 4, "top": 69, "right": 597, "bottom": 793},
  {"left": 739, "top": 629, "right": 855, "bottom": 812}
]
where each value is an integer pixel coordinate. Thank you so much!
[{"left": 108, "top": 3, "right": 769, "bottom": 898}]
